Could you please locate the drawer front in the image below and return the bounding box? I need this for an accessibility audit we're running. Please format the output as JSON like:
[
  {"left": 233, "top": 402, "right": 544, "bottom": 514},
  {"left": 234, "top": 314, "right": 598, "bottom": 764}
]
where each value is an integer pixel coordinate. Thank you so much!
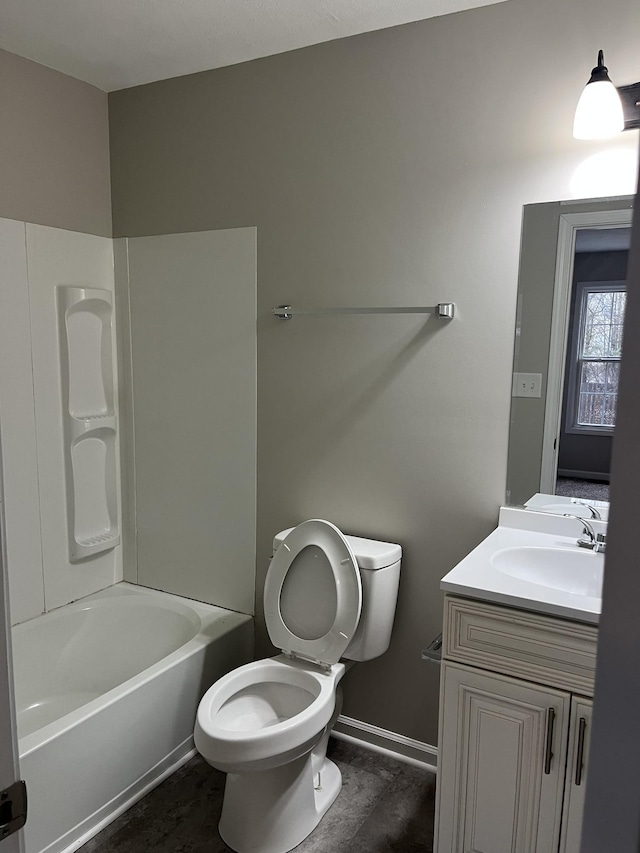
[{"left": 443, "top": 596, "right": 598, "bottom": 695}]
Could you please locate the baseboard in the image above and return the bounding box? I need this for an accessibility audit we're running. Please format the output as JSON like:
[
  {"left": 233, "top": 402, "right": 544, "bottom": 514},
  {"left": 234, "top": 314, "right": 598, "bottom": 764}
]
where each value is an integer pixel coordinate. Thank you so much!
[
  {"left": 50, "top": 737, "right": 197, "bottom": 853},
  {"left": 332, "top": 714, "right": 437, "bottom": 772},
  {"left": 557, "top": 469, "right": 610, "bottom": 483}
]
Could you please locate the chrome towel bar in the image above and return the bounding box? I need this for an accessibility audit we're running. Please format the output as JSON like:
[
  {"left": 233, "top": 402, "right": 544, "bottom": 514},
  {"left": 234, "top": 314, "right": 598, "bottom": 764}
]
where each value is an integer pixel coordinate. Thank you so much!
[
  {"left": 421, "top": 633, "right": 443, "bottom": 666},
  {"left": 272, "top": 303, "right": 455, "bottom": 320}
]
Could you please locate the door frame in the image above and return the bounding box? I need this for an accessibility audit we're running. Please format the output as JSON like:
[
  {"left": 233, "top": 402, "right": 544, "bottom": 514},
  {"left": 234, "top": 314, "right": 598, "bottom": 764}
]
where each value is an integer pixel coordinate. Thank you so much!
[
  {"left": 540, "top": 207, "right": 634, "bottom": 494},
  {"left": 0, "top": 440, "right": 23, "bottom": 853},
  {"left": 580, "top": 150, "right": 640, "bottom": 852}
]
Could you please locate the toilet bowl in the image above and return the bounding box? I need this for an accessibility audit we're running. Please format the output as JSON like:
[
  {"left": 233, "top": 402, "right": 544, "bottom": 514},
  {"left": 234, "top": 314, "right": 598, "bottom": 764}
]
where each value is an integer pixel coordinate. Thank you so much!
[
  {"left": 194, "top": 519, "right": 401, "bottom": 853},
  {"left": 195, "top": 654, "right": 344, "bottom": 773}
]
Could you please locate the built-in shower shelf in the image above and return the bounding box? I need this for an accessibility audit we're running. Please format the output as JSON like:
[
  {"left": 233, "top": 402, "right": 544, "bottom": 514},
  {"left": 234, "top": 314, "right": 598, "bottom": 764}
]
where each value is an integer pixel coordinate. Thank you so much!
[
  {"left": 75, "top": 530, "right": 121, "bottom": 559},
  {"left": 79, "top": 532, "right": 118, "bottom": 545},
  {"left": 57, "top": 286, "right": 119, "bottom": 563},
  {"left": 77, "top": 414, "right": 115, "bottom": 421},
  {"left": 69, "top": 416, "right": 117, "bottom": 440}
]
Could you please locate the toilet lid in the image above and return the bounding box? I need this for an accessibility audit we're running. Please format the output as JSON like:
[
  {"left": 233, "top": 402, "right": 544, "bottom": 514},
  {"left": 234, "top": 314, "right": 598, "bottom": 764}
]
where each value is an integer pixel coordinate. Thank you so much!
[{"left": 264, "top": 519, "right": 362, "bottom": 667}]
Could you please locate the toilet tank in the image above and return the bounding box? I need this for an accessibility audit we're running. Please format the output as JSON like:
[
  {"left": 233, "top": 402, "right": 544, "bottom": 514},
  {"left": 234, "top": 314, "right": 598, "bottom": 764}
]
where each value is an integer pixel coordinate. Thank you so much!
[{"left": 272, "top": 528, "right": 401, "bottom": 662}]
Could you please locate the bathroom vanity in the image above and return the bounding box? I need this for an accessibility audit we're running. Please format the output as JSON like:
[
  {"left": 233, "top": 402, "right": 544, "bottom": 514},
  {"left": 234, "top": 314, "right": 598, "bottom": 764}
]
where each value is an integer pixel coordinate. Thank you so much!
[{"left": 433, "top": 507, "right": 603, "bottom": 853}]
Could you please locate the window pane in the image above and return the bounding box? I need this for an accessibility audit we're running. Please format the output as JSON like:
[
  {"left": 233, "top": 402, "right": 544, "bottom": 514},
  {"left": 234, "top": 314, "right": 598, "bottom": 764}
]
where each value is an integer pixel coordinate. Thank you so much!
[
  {"left": 582, "top": 290, "right": 626, "bottom": 358},
  {"left": 577, "top": 360, "right": 620, "bottom": 427}
]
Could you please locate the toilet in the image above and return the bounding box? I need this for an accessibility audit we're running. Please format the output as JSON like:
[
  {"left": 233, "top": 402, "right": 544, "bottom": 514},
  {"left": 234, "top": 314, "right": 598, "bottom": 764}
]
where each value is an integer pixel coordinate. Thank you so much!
[{"left": 194, "top": 518, "right": 401, "bottom": 853}]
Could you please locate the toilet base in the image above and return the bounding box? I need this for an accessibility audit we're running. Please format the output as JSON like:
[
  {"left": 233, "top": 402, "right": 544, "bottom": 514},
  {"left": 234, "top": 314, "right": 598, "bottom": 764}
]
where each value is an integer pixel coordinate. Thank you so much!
[{"left": 219, "top": 753, "right": 342, "bottom": 853}]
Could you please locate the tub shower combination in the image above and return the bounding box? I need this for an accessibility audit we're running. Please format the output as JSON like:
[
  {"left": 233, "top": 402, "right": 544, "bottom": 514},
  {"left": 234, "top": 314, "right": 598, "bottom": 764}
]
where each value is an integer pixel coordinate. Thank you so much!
[
  {"left": 1, "top": 231, "right": 256, "bottom": 853},
  {"left": 12, "top": 584, "right": 253, "bottom": 853}
]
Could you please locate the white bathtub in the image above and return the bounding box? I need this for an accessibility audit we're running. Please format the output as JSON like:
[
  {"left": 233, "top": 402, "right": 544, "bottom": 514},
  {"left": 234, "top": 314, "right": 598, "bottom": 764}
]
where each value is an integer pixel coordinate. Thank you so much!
[{"left": 12, "top": 582, "right": 253, "bottom": 853}]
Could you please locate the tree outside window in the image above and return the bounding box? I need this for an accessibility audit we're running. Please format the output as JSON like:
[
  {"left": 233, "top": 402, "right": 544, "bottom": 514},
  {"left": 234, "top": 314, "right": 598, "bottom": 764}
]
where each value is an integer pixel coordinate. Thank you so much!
[{"left": 569, "top": 283, "right": 626, "bottom": 433}]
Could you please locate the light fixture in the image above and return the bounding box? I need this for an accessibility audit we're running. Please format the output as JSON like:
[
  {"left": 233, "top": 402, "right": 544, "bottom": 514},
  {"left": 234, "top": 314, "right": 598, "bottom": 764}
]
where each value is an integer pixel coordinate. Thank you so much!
[{"left": 573, "top": 50, "right": 640, "bottom": 140}]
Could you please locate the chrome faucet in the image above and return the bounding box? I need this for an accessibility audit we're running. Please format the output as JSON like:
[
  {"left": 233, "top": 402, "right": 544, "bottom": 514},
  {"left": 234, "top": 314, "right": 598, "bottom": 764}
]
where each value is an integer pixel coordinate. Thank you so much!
[
  {"left": 563, "top": 514, "right": 606, "bottom": 553},
  {"left": 570, "top": 500, "right": 603, "bottom": 520}
]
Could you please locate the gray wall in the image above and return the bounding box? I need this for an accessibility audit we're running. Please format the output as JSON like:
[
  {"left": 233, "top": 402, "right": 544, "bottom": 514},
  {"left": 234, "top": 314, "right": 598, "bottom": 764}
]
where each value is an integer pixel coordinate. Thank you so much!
[
  {"left": 0, "top": 49, "right": 111, "bottom": 237},
  {"left": 108, "top": 0, "right": 640, "bottom": 745},
  {"left": 507, "top": 200, "right": 564, "bottom": 505}
]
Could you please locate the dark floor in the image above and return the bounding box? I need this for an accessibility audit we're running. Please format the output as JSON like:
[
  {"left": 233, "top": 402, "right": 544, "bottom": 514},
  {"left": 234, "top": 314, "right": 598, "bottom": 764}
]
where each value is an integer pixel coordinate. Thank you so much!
[{"left": 79, "top": 738, "right": 436, "bottom": 853}]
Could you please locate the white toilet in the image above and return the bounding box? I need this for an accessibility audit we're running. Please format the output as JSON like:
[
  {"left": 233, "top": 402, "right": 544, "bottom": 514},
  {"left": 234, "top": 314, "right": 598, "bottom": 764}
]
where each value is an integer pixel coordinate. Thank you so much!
[{"left": 194, "top": 518, "right": 401, "bottom": 853}]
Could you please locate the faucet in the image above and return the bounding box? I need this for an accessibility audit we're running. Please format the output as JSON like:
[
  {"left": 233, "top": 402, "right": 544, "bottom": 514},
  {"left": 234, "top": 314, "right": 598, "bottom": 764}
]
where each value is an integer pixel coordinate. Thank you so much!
[
  {"left": 570, "top": 500, "right": 603, "bottom": 520},
  {"left": 563, "top": 514, "right": 606, "bottom": 553}
]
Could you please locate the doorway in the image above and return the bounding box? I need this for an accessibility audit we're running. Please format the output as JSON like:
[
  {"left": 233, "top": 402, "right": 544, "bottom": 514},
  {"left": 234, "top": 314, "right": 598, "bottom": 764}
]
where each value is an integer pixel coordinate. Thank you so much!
[
  {"left": 540, "top": 210, "right": 633, "bottom": 497},
  {"left": 554, "top": 228, "right": 630, "bottom": 501}
]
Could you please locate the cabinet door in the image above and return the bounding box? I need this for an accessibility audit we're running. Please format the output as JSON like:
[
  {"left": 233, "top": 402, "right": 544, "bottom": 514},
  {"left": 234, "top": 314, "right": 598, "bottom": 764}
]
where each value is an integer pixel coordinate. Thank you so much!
[
  {"left": 435, "top": 662, "right": 570, "bottom": 853},
  {"left": 559, "top": 696, "right": 593, "bottom": 853}
]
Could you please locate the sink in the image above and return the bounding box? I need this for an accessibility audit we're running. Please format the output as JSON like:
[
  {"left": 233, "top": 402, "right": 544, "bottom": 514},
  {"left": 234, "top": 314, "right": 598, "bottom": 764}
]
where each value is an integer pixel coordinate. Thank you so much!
[
  {"left": 440, "top": 507, "right": 607, "bottom": 622},
  {"left": 490, "top": 546, "right": 604, "bottom": 598}
]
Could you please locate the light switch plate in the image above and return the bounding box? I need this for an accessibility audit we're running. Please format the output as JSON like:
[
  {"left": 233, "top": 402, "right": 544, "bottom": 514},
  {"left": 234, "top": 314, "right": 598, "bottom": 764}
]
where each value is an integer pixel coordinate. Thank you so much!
[{"left": 512, "top": 372, "right": 543, "bottom": 398}]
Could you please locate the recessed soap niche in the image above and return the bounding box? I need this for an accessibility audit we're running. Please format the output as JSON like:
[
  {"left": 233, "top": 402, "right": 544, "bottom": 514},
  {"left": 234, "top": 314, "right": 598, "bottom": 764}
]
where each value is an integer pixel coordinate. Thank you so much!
[{"left": 58, "top": 286, "right": 120, "bottom": 561}]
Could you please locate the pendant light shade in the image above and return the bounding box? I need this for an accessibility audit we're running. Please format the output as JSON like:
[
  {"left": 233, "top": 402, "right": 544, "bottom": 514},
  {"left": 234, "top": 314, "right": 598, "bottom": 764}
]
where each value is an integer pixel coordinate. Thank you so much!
[{"left": 573, "top": 50, "right": 625, "bottom": 139}]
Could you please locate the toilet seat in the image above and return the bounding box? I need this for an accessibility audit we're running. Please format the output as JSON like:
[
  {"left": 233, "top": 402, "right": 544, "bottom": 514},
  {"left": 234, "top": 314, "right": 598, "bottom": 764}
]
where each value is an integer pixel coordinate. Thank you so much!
[{"left": 264, "top": 519, "right": 362, "bottom": 668}]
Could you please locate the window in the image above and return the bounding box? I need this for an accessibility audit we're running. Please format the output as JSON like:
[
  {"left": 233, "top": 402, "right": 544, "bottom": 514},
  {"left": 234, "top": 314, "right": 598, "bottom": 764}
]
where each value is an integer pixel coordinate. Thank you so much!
[{"left": 567, "top": 282, "right": 626, "bottom": 434}]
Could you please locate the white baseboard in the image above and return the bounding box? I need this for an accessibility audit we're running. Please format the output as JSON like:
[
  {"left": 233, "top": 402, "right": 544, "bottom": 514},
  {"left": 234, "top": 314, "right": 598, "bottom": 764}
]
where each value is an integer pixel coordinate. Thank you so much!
[{"left": 332, "top": 714, "right": 437, "bottom": 773}]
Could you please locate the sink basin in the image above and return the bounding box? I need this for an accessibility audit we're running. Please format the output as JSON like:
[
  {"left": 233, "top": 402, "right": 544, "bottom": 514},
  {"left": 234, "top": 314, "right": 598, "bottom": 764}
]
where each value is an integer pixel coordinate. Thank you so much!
[
  {"left": 490, "top": 546, "right": 604, "bottom": 598},
  {"left": 440, "top": 508, "right": 607, "bottom": 622}
]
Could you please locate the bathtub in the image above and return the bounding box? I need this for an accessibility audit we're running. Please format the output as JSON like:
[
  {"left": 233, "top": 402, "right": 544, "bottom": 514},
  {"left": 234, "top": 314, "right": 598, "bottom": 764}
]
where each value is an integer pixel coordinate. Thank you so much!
[{"left": 12, "top": 582, "right": 253, "bottom": 853}]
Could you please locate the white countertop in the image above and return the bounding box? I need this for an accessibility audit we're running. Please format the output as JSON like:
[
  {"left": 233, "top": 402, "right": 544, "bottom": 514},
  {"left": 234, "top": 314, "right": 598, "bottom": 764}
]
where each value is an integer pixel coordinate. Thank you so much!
[{"left": 440, "top": 507, "right": 604, "bottom": 624}]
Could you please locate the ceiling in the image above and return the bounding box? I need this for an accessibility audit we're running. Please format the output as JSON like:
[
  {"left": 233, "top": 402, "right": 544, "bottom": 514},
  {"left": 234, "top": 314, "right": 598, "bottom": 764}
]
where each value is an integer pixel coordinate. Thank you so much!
[{"left": 0, "top": 0, "right": 508, "bottom": 92}]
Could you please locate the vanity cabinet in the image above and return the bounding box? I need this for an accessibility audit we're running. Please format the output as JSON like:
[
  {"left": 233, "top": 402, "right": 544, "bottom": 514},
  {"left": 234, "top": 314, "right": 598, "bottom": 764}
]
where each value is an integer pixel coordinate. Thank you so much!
[{"left": 435, "top": 596, "right": 597, "bottom": 853}]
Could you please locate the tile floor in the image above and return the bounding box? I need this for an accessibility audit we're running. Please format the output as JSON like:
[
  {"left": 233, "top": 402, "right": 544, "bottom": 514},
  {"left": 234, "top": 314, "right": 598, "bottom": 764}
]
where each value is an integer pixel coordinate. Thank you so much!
[{"left": 79, "top": 738, "right": 436, "bottom": 853}]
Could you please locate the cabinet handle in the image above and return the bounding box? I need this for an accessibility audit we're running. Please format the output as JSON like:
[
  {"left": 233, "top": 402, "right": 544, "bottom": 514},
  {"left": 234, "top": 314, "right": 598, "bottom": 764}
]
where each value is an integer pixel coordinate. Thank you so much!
[
  {"left": 544, "top": 707, "right": 556, "bottom": 775},
  {"left": 574, "top": 717, "right": 587, "bottom": 786}
]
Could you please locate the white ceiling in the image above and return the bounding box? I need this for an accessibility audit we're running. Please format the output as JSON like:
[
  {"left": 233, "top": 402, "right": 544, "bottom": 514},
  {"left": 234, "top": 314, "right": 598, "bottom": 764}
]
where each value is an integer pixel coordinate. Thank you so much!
[{"left": 0, "top": 0, "right": 508, "bottom": 92}]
